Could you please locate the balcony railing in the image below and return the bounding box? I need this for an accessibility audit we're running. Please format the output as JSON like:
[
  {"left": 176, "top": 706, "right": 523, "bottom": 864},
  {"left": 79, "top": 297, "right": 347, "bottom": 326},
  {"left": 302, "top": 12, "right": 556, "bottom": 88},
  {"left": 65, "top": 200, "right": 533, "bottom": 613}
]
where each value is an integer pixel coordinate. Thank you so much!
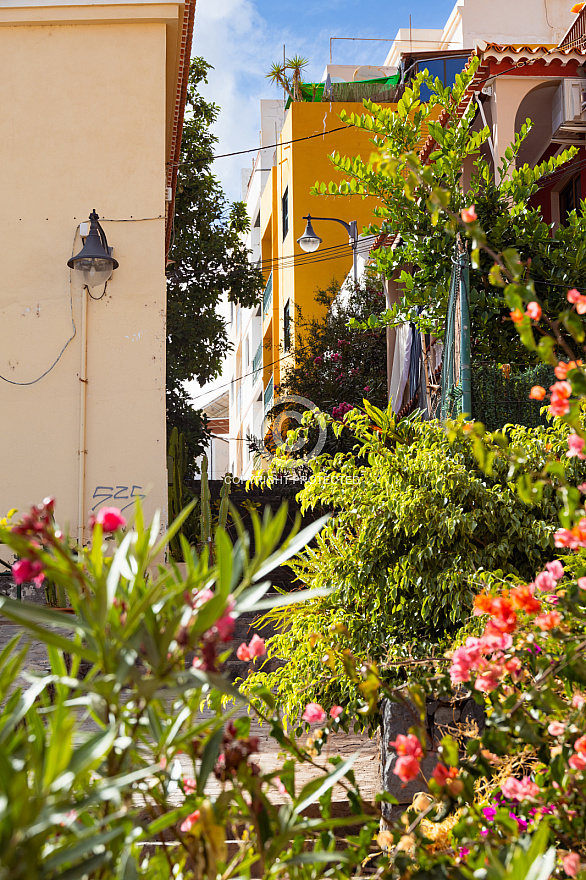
[
  {"left": 559, "top": 7, "right": 586, "bottom": 49},
  {"left": 264, "top": 374, "right": 274, "bottom": 415},
  {"left": 263, "top": 272, "right": 273, "bottom": 317},
  {"left": 252, "top": 343, "right": 262, "bottom": 385}
]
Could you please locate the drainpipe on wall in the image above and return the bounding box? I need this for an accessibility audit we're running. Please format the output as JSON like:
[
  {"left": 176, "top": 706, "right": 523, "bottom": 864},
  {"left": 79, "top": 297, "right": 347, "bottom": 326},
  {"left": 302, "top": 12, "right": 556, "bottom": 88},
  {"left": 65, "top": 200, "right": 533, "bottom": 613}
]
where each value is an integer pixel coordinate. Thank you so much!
[{"left": 77, "top": 287, "right": 88, "bottom": 546}]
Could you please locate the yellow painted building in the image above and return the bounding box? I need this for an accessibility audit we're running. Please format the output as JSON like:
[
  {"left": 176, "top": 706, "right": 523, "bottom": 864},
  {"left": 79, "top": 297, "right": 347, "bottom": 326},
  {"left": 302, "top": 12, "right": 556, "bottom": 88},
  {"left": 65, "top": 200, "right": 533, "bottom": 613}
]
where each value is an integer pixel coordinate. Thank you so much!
[
  {"left": 0, "top": 0, "right": 193, "bottom": 550},
  {"left": 259, "top": 101, "right": 395, "bottom": 399}
]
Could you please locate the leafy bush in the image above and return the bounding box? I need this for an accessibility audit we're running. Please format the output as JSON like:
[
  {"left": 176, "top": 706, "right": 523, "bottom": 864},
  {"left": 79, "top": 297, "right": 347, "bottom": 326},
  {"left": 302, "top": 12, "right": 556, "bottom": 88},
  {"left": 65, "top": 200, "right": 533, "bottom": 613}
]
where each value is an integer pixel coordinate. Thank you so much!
[{"left": 245, "top": 404, "right": 586, "bottom": 727}]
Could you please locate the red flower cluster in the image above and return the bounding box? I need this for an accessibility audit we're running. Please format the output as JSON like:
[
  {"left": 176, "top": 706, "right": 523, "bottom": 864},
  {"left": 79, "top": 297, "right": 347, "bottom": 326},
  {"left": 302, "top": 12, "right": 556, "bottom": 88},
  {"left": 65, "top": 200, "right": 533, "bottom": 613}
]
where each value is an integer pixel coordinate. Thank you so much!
[
  {"left": 10, "top": 497, "right": 58, "bottom": 588},
  {"left": 12, "top": 496, "right": 55, "bottom": 539},
  {"left": 332, "top": 402, "right": 353, "bottom": 420},
  {"left": 214, "top": 721, "right": 260, "bottom": 783}
]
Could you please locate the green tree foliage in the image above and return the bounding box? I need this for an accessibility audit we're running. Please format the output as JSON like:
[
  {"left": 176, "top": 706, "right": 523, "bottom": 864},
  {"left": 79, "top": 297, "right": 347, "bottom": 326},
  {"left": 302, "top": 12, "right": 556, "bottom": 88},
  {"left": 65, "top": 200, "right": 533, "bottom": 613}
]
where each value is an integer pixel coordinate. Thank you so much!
[
  {"left": 245, "top": 405, "right": 586, "bottom": 726},
  {"left": 259, "top": 277, "right": 387, "bottom": 458},
  {"left": 315, "top": 59, "right": 585, "bottom": 364},
  {"left": 166, "top": 58, "right": 263, "bottom": 464},
  {"left": 279, "top": 277, "right": 387, "bottom": 413}
]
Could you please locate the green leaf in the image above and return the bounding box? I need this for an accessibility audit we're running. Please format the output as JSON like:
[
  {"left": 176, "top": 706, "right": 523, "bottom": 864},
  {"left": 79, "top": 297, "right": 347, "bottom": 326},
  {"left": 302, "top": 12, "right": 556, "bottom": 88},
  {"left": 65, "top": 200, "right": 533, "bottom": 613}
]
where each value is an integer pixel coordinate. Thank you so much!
[
  {"left": 295, "top": 754, "right": 357, "bottom": 815},
  {"left": 197, "top": 726, "right": 224, "bottom": 794}
]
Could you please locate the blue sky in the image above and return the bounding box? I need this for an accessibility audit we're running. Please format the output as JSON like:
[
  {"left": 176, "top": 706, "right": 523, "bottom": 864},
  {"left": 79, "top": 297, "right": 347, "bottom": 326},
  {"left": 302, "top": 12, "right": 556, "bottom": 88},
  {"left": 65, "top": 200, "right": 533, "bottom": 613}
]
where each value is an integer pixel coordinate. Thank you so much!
[{"left": 191, "top": 0, "right": 456, "bottom": 203}]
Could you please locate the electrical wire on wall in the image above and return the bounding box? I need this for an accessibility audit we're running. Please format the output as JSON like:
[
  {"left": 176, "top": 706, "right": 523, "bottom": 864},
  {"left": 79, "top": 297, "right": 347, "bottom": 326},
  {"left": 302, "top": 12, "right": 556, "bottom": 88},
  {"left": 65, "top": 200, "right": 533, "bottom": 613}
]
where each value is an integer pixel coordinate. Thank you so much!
[{"left": 0, "top": 226, "right": 80, "bottom": 386}]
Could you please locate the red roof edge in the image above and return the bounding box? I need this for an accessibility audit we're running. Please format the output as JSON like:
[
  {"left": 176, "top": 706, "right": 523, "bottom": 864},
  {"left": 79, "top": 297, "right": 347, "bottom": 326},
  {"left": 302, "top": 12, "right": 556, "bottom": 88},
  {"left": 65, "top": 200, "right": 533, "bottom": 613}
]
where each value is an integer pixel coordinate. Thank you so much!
[{"left": 165, "top": 0, "right": 196, "bottom": 261}]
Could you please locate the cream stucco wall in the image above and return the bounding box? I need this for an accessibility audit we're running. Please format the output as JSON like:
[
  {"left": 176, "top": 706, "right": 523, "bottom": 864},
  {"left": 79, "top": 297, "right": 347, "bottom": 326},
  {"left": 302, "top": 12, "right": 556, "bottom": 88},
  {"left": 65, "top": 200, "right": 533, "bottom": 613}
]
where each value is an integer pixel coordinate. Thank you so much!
[
  {"left": 385, "top": 0, "right": 575, "bottom": 65},
  {"left": 0, "top": 2, "right": 177, "bottom": 545}
]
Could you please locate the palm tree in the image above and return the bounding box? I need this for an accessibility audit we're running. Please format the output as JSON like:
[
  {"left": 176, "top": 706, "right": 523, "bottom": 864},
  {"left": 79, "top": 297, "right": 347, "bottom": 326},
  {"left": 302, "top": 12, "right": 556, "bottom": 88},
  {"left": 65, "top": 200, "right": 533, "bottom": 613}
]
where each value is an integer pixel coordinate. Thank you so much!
[{"left": 266, "top": 56, "right": 309, "bottom": 103}]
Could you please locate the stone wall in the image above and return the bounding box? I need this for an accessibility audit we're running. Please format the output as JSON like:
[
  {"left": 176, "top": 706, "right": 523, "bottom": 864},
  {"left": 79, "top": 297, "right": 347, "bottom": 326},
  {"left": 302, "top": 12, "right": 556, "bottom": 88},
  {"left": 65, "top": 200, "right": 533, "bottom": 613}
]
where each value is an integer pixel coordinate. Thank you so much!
[{"left": 379, "top": 695, "right": 485, "bottom": 822}]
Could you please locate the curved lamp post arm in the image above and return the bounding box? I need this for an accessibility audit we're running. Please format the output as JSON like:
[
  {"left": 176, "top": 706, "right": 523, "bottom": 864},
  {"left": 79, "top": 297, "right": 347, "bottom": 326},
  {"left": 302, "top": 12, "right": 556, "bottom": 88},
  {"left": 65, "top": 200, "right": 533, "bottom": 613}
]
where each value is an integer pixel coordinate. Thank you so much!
[
  {"left": 302, "top": 214, "right": 357, "bottom": 240},
  {"left": 300, "top": 214, "right": 358, "bottom": 281}
]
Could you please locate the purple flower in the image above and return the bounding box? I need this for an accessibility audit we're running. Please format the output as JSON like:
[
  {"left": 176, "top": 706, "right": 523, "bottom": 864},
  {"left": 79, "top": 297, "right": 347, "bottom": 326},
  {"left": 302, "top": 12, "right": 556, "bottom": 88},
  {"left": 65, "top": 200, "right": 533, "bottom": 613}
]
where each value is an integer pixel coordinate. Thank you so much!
[
  {"left": 510, "top": 812, "right": 528, "bottom": 832},
  {"left": 483, "top": 807, "right": 497, "bottom": 822}
]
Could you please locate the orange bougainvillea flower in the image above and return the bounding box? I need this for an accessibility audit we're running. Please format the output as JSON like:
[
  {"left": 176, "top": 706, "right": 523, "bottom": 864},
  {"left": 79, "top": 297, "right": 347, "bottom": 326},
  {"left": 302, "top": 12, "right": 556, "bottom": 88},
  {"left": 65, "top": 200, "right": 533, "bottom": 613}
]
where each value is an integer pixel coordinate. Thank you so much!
[
  {"left": 555, "top": 360, "right": 582, "bottom": 380},
  {"left": 461, "top": 205, "right": 477, "bottom": 223},
  {"left": 473, "top": 592, "right": 495, "bottom": 616},
  {"left": 530, "top": 385, "right": 546, "bottom": 400},
  {"left": 571, "top": 3, "right": 585, "bottom": 14},
  {"left": 491, "top": 596, "right": 518, "bottom": 633},
  {"left": 510, "top": 584, "right": 542, "bottom": 614},
  {"left": 510, "top": 308, "right": 524, "bottom": 324}
]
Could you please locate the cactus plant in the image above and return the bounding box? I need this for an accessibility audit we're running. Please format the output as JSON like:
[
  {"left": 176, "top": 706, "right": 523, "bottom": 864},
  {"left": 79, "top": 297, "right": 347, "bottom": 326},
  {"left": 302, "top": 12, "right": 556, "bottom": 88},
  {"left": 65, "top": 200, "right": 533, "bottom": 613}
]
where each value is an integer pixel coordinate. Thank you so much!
[{"left": 167, "top": 427, "right": 199, "bottom": 560}]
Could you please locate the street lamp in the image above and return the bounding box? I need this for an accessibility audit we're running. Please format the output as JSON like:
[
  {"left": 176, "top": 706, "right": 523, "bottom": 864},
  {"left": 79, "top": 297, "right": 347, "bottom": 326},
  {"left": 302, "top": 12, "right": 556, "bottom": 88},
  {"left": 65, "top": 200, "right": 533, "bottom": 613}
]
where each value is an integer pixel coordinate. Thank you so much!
[
  {"left": 297, "top": 213, "right": 358, "bottom": 281},
  {"left": 68, "top": 209, "right": 119, "bottom": 289}
]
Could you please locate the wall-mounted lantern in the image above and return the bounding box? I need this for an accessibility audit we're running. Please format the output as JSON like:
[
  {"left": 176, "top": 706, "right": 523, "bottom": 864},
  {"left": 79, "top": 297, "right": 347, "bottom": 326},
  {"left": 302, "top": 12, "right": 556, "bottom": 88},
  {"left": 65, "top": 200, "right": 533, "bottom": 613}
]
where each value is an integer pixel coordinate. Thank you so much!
[{"left": 67, "top": 209, "right": 118, "bottom": 288}]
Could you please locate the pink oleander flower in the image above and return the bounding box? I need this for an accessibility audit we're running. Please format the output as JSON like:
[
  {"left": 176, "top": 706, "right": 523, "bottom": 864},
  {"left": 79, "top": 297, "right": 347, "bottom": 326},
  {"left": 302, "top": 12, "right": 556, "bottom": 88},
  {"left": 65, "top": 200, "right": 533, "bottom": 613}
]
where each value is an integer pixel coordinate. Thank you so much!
[
  {"left": 535, "top": 610, "right": 561, "bottom": 631},
  {"left": 302, "top": 703, "right": 327, "bottom": 724},
  {"left": 236, "top": 634, "right": 266, "bottom": 662},
  {"left": 578, "top": 577, "right": 586, "bottom": 591},
  {"left": 449, "top": 636, "right": 487, "bottom": 684},
  {"left": 501, "top": 776, "right": 540, "bottom": 801},
  {"left": 214, "top": 613, "right": 235, "bottom": 642},
  {"left": 567, "top": 433, "right": 586, "bottom": 460},
  {"left": 275, "top": 776, "right": 287, "bottom": 795},
  {"left": 548, "top": 721, "right": 566, "bottom": 736},
  {"left": 212, "top": 596, "right": 236, "bottom": 642},
  {"left": 535, "top": 571, "right": 556, "bottom": 592},
  {"left": 330, "top": 706, "right": 343, "bottom": 719},
  {"left": 574, "top": 734, "right": 586, "bottom": 754},
  {"left": 563, "top": 853, "right": 581, "bottom": 877},
  {"left": 94, "top": 507, "right": 126, "bottom": 532},
  {"left": 573, "top": 693, "right": 585, "bottom": 708},
  {"left": 183, "top": 777, "right": 197, "bottom": 793},
  {"left": 394, "top": 754, "right": 421, "bottom": 782},
  {"left": 12, "top": 558, "right": 45, "bottom": 587},
  {"left": 569, "top": 752, "right": 586, "bottom": 771},
  {"left": 389, "top": 733, "right": 423, "bottom": 759},
  {"left": 461, "top": 205, "right": 477, "bottom": 223},
  {"left": 546, "top": 560, "right": 565, "bottom": 581},
  {"left": 555, "top": 529, "right": 579, "bottom": 549},
  {"left": 550, "top": 396, "right": 571, "bottom": 417},
  {"left": 526, "top": 302, "right": 542, "bottom": 321},
  {"left": 480, "top": 622, "right": 513, "bottom": 652},
  {"left": 475, "top": 663, "right": 503, "bottom": 693},
  {"left": 180, "top": 810, "right": 201, "bottom": 832}
]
